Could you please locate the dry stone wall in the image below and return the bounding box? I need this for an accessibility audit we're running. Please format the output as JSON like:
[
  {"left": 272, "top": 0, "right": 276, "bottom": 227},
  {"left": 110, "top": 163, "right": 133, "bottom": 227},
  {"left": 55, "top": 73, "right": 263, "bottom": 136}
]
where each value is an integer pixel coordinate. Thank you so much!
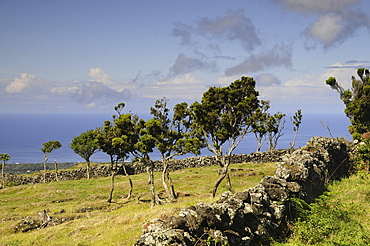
[
  {"left": 134, "top": 137, "right": 351, "bottom": 246},
  {"left": 3, "top": 150, "right": 292, "bottom": 186}
]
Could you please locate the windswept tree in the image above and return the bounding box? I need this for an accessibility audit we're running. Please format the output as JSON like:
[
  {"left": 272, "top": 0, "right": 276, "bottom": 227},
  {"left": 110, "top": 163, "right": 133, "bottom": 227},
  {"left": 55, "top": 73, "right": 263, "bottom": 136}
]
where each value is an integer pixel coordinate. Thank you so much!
[
  {"left": 96, "top": 103, "right": 139, "bottom": 203},
  {"left": 0, "top": 153, "right": 10, "bottom": 188},
  {"left": 146, "top": 97, "right": 203, "bottom": 201},
  {"left": 134, "top": 119, "right": 159, "bottom": 207},
  {"left": 326, "top": 68, "right": 370, "bottom": 139},
  {"left": 251, "top": 100, "right": 270, "bottom": 152},
  {"left": 266, "top": 112, "right": 286, "bottom": 151},
  {"left": 290, "top": 109, "right": 303, "bottom": 149},
  {"left": 41, "top": 140, "right": 62, "bottom": 183},
  {"left": 190, "top": 77, "right": 260, "bottom": 197},
  {"left": 70, "top": 129, "right": 99, "bottom": 179}
]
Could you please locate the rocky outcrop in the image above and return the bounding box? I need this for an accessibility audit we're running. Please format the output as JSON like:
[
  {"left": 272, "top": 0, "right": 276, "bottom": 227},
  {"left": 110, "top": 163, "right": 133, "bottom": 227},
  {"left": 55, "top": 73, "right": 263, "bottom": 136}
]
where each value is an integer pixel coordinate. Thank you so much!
[
  {"left": 134, "top": 137, "right": 351, "bottom": 245},
  {"left": 3, "top": 149, "right": 292, "bottom": 186}
]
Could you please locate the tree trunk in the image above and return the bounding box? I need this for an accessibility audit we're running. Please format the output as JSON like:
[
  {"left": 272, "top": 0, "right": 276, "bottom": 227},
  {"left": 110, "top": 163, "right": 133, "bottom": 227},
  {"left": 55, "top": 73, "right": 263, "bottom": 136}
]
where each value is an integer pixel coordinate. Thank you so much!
[
  {"left": 212, "top": 155, "right": 233, "bottom": 198},
  {"left": 86, "top": 159, "right": 91, "bottom": 180},
  {"left": 225, "top": 173, "right": 235, "bottom": 194},
  {"left": 54, "top": 160, "right": 58, "bottom": 182},
  {"left": 121, "top": 162, "right": 133, "bottom": 200},
  {"left": 43, "top": 157, "right": 47, "bottom": 184},
  {"left": 162, "top": 160, "right": 176, "bottom": 201},
  {"left": 147, "top": 160, "right": 158, "bottom": 208},
  {"left": 290, "top": 130, "right": 298, "bottom": 149},
  {"left": 1, "top": 161, "right": 4, "bottom": 188},
  {"left": 107, "top": 157, "right": 116, "bottom": 203}
]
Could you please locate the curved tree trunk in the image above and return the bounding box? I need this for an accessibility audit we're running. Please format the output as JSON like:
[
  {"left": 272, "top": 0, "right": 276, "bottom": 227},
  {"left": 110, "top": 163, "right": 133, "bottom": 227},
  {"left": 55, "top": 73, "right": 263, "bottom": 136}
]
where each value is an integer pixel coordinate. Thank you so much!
[
  {"left": 147, "top": 159, "right": 159, "bottom": 208},
  {"left": 212, "top": 155, "right": 234, "bottom": 198},
  {"left": 290, "top": 130, "right": 299, "bottom": 149},
  {"left": 122, "top": 161, "right": 133, "bottom": 200},
  {"left": 162, "top": 160, "right": 177, "bottom": 201}
]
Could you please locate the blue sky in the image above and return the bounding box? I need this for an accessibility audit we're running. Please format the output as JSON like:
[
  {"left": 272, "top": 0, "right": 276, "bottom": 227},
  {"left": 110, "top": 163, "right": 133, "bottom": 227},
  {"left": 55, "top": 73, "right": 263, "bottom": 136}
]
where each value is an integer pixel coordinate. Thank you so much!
[{"left": 1, "top": 0, "right": 370, "bottom": 116}]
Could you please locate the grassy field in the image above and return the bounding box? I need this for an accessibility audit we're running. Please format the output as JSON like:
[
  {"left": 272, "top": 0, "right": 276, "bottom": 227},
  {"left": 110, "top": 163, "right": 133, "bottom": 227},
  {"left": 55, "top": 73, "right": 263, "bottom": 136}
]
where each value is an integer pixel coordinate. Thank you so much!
[
  {"left": 2, "top": 162, "right": 369, "bottom": 246},
  {"left": 0, "top": 162, "right": 276, "bottom": 246},
  {"left": 273, "top": 171, "right": 370, "bottom": 246}
]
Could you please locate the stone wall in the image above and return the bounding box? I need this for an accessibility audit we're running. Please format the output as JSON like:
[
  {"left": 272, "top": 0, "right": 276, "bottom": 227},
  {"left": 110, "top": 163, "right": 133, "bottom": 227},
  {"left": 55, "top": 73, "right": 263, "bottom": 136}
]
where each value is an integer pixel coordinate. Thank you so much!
[
  {"left": 134, "top": 137, "right": 351, "bottom": 246},
  {"left": 3, "top": 149, "right": 292, "bottom": 186}
]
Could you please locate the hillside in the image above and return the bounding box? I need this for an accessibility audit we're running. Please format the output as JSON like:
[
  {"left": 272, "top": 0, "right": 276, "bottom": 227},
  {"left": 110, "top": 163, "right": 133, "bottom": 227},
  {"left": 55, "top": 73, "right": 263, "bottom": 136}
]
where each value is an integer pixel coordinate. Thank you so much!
[{"left": 0, "top": 162, "right": 276, "bottom": 246}]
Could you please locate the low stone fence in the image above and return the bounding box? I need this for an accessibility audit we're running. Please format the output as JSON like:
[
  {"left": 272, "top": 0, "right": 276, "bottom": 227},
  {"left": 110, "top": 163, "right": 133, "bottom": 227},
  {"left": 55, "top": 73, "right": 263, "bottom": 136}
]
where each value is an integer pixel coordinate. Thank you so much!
[
  {"left": 3, "top": 149, "right": 292, "bottom": 186},
  {"left": 134, "top": 137, "right": 351, "bottom": 245}
]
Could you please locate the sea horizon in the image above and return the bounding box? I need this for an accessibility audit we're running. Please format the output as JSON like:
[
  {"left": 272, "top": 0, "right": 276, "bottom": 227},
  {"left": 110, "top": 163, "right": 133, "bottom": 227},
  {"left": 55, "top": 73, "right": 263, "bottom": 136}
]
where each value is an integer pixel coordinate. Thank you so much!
[{"left": 0, "top": 112, "right": 351, "bottom": 164}]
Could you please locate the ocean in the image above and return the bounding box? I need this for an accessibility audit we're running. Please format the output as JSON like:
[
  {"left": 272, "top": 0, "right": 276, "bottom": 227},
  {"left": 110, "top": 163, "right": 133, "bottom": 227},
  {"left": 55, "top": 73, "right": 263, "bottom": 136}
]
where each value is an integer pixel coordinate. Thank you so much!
[{"left": 0, "top": 113, "right": 351, "bottom": 164}]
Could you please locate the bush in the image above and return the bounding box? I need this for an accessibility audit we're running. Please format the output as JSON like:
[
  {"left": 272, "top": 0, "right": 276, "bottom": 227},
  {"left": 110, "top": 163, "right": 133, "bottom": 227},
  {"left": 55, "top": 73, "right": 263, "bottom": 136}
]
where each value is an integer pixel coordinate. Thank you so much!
[{"left": 352, "top": 137, "right": 370, "bottom": 171}]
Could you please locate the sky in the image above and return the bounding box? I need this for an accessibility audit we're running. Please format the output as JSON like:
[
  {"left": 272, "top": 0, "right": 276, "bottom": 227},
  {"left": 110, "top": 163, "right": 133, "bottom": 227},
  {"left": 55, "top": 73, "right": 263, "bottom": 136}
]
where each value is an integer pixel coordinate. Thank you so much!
[{"left": 1, "top": 0, "right": 370, "bottom": 117}]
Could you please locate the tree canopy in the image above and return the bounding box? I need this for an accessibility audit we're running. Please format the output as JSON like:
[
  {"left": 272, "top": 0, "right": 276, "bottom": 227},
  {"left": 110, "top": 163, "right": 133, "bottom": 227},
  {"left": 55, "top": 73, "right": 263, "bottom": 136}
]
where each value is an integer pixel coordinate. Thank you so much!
[
  {"left": 326, "top": 68, "right": 370, "bottom": 139},
  {"left": 190, "top": 76, "right": 260, "bottom": 197},
  {"left": 70, "top": 129, "right": 99, "bottom": 179},
  {"left": 40, "top": 140, "right": 62, "bottom": 183}
]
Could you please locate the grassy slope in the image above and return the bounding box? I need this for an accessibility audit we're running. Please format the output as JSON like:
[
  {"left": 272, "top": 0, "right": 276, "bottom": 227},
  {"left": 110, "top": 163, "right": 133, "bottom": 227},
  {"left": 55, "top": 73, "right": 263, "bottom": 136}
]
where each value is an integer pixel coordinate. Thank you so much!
[
  {"left": 273, "top": 171, "right": 370, "bottom": 245},
  {"left": 0, "top": 162, "right": 276, "bottom": 246}
]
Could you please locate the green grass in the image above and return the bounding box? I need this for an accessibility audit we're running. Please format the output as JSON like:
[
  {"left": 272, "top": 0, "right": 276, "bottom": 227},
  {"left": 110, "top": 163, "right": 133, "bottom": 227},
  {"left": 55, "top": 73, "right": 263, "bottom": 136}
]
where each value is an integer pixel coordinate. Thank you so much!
[
  {"left": 272, "top": 171, "right": 370, "bottom": 246},
  {"left": 0, "top": 162, "right": 276, "bottom": 246}
]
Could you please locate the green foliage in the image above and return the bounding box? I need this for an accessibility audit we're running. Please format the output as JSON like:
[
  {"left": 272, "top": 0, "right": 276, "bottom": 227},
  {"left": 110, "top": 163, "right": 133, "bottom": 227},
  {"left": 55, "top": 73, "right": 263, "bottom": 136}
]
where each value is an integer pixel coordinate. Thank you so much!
[
  {"left": 70, "top": 130, "right": 99, "bottom": 162},
  {"left": 40, "top": 141, "right": 62, "bottom": 158},
  {"left": 326, "top": 68, "right": 370, "bottom": 139},
  {"left": 266, "top": 112, "right": 286, "bottom": 150},
  {"left": 274, "top": 173, "right": 370, "bottom": 245},
  {"left": 352, "top": 138, "right": 370, "bottom": 171},
  {"left": 290, "top": 109, "right": 303, "bottom": 149},
  {"left": 190, "top": 76, "right": 260, "bottom": 156},
  {"left": 189, "top": 77, "right": 260, "bottom": 197},
  {"left": 251, "top": 100, "right": 270, "bottom": 151},
  {"left": 287, "top": 197, "right": 310, "bottom": 221},
  {"left": 0, "top": 153, "right": 11, "bottom": 163},
  {"left": 95, "top": 103, "right": 139, "bottom": 202}
]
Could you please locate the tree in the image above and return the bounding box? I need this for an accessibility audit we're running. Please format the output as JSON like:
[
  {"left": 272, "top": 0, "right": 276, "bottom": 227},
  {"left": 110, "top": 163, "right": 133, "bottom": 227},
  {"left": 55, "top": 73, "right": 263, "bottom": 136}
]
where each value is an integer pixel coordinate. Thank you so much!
[
  {"left": 134, "top": 119, "right": 159, "bottom": 207},
  {"left": 146, "top": 97, "right": 203, "bottom": 201},
  {"left": 0, "top": 153, "right": 10, "bottom": 188},
  {"left": 96, "top": 103, "right": 139, "bottom": 203},
  {"left": 266, "top": 112, "right": 286, "bottom": 151},
  {"left": 190, "top": 77, "right": 260, "bottom": 197},
  {"left": 40, "top": 140, "right": 62, "bottom": 184},
  {"left": 326, "top": 68, "right": 370, "bottom": 139},
  {"left": 70, "top": 129, "right": 99, "bottom": 179},
  {"left": 251, "top": 100, "right": 270, "bottom": 152},
  {"left": 290, "top": 109, "right": 303, "bottom": 149}
]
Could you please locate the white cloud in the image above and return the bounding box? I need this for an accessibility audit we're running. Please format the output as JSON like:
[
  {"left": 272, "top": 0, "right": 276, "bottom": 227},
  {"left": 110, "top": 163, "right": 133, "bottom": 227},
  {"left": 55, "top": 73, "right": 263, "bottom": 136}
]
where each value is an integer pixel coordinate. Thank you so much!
[
  {"left": 256, "top": 73, "right": 282, "bottom": 87},
  {"left": 5, "top": 73, "right": 48, "bottom": 94},
  {"left": 307, "top": 13, "right": 344, "bottom": 45},
  {"left": 278, "top": 0, "right": 370, "bottom": 48}
]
